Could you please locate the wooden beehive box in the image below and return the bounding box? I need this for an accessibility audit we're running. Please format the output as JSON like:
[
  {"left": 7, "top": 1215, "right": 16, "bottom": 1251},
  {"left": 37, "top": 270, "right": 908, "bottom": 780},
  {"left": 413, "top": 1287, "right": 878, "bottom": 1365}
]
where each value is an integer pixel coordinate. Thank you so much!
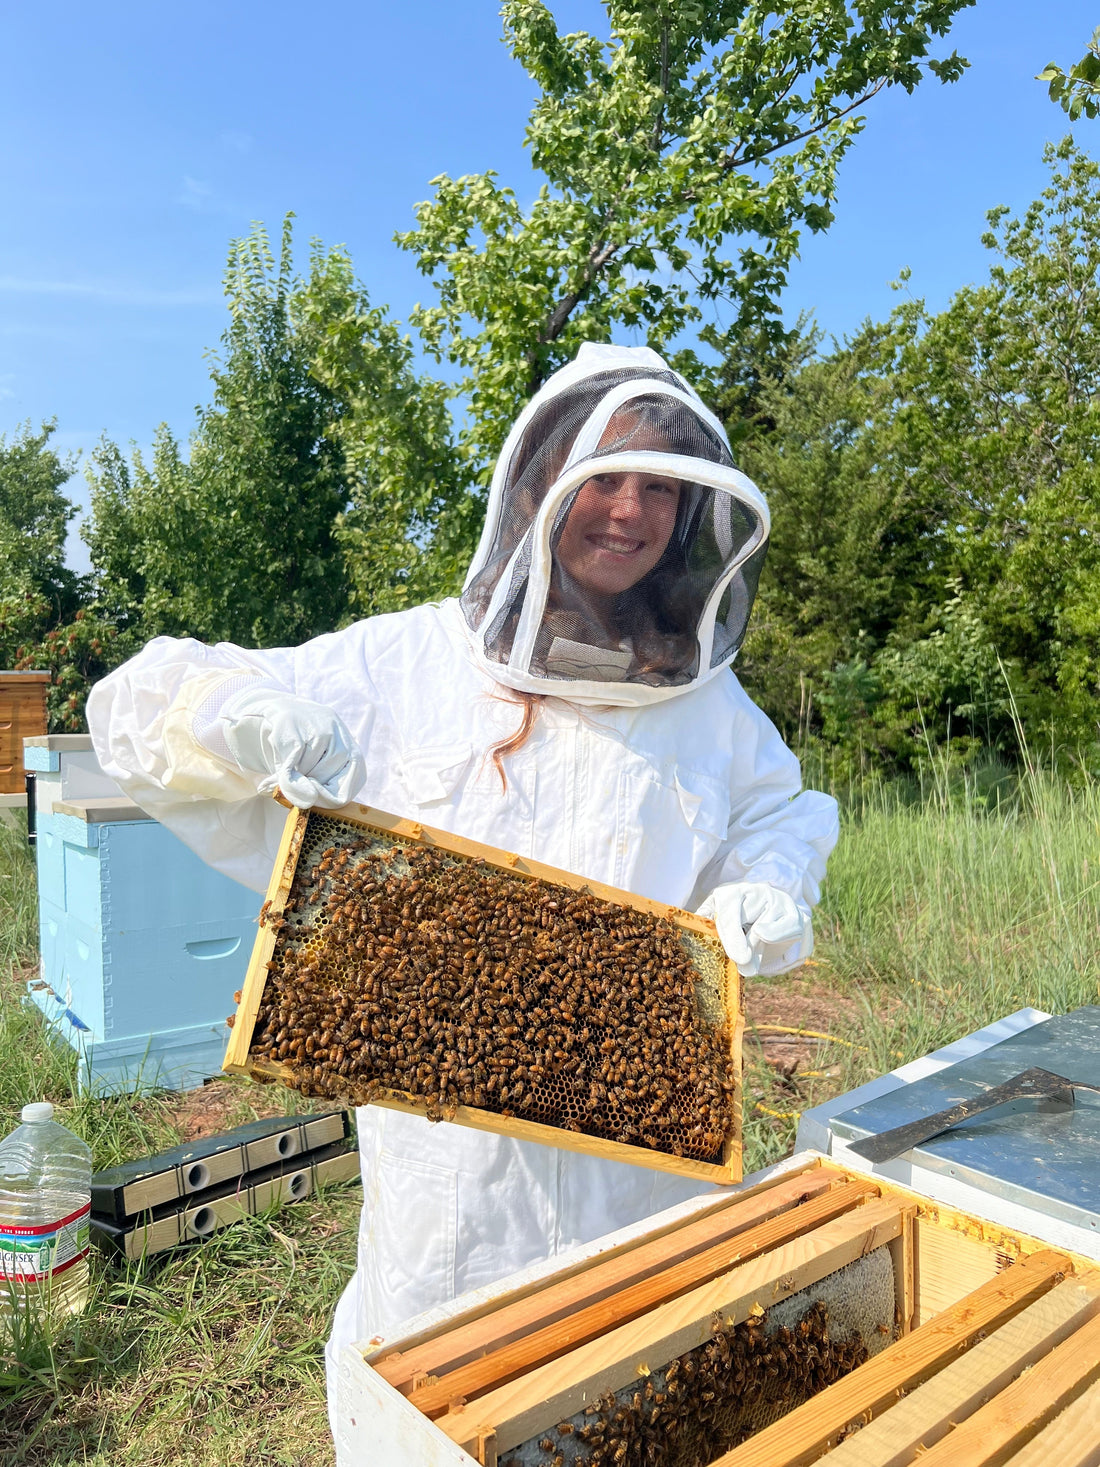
[
  {"left": 351, "top": 1157, "right": 1100, "bottom": 1467},
  {"left": 224, "top": 802, "right": 743, "bottom": 1184},
  {"left": 1, "top": 670, "right": 49, "bottom": 794}
]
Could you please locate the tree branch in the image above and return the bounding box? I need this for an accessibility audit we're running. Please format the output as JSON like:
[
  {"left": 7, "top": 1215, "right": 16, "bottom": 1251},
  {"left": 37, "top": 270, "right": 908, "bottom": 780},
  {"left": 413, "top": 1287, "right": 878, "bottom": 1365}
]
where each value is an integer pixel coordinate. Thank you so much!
[
  {"left": 526, "top": 237, "right": 621, "bottom": 393},
  {"left": 674, "top": 79, "right": 889, "bottom": 208},
  {"left": 724, "top": 79, "right": 889, "bottom": 174},
  {"left": 525, "top": 72, "right": 894, "bottom": 390},
  {"left": 650, "top": 23, "right": 670, "bottom": 154},
  {"left": 542, "top": 240, "right": 619, "bottom": 343}
]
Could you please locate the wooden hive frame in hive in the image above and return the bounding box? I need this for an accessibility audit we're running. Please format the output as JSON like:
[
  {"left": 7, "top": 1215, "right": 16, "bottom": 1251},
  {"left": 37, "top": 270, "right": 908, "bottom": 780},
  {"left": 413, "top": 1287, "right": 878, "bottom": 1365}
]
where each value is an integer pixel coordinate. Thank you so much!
[
  {"left": 224, "top": 801, "right": 743, "bottom": 1185},
  {"left": 356, "top": 1158, "right": 1100, "bottom": 1467}
]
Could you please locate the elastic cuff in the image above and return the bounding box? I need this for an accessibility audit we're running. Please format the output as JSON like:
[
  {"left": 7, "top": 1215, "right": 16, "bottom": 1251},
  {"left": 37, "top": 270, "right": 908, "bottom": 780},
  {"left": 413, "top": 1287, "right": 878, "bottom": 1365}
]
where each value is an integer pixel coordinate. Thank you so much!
[{"left": 192, "top": 674, "right": 273, "bottom": 764}]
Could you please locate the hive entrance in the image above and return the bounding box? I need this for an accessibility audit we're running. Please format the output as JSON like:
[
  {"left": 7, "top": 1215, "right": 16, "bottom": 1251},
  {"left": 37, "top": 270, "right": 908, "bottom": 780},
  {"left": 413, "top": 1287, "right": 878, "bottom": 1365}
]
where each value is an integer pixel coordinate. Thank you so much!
[{"left": 249, "top": 811, "right": 736, "bottom": 1165}]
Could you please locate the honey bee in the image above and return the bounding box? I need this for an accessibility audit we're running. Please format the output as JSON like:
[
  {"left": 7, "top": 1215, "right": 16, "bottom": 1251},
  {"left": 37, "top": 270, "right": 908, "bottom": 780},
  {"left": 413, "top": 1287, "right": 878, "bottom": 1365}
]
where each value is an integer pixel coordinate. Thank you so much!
[{"left": 250, "top": 828, "right": 735, "bottom": 1158}]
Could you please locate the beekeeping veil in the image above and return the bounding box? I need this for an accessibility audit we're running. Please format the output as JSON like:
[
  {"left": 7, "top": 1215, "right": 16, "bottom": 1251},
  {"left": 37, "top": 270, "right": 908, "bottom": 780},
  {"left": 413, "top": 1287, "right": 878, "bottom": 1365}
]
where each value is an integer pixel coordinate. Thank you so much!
[{"left": 461, "top": 343, "right": 770, "bottom": 706}]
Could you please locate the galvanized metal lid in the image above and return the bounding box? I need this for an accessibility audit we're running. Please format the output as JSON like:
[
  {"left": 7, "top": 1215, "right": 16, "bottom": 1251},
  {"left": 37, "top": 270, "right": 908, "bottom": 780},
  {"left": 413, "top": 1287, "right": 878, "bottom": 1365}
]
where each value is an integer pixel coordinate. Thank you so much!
[{"left": 830, "top": 1006, "right": 1100, "bottom": 1237}]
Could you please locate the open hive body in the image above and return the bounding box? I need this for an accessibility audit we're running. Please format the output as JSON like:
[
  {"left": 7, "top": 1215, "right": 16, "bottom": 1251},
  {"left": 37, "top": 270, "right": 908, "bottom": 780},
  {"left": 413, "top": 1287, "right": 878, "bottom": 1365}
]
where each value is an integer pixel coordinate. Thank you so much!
[
  {"left": 225, "top": 803, "right": 742, "bottom": 1184},
  {"left": 335, "top": 1155, "right": 1100, "bottom": 1467}
]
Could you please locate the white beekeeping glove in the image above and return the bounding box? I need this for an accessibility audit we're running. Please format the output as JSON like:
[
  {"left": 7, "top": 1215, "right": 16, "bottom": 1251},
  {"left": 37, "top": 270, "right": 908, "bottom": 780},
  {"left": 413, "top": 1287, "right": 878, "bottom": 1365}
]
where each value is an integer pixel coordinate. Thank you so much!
[
  {"left": 696, "top": 882, "right": 811, "bottom": 978},
  {"left": 210, "top": 685, "right": 365, "bottom": 810}
]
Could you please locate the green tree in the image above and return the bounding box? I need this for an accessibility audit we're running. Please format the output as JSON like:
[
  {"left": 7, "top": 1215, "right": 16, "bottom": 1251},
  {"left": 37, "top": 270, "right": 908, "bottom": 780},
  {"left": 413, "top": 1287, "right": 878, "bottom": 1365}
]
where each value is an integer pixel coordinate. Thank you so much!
[
  {"left": 0, "top": 423, "right": 120, "bottom": 730},
  {"left": 732, "top": 139, "right": 1100, "bottom": 767},
  {"left": 399, "top": 0, "right": 971, "bottom": 479},
  {"left": 895, "top": 139, "right": 1100, "bottom": 750},
  {"left": 87, "top": 220, "right": 473, "bottom": 649},
  {"left": 0, "top": 421, "right": 82, "bottom": 649},
  {"left": 732, "top": 322, "right": 952, "bottom": 749},
  {"left": 1039, "top": 26, "right": 1100, "bottom": 121},
  {"left": 86, "top": 218, "right": 351, "bottom": 649},
  {"left": 295, "top": 245, "right": 469, "bottom": 615}
]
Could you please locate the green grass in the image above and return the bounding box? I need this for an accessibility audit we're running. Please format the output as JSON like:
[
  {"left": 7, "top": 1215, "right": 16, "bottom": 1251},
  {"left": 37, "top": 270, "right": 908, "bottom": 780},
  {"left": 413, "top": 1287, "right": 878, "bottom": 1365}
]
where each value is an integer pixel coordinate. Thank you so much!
[
  {"left": 741, "top": 762, "right": 1100, "bottom": 1166},
  {"left": 0, "top": 818, "right": 359, "bottom": 1465},
  {"left": 3, "top": 770, "right": 1098, "bottom": 1460}
]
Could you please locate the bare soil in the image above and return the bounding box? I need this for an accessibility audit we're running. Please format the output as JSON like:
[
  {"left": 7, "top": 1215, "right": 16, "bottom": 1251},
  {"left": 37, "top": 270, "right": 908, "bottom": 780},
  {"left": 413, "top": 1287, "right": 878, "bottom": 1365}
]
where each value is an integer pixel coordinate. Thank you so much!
[
  {"left": 742, "top": 959, "right": 863, "bottom": 1082},
  {"left": 158, "top": 1076, "right": 297, "bottom": 1142}
]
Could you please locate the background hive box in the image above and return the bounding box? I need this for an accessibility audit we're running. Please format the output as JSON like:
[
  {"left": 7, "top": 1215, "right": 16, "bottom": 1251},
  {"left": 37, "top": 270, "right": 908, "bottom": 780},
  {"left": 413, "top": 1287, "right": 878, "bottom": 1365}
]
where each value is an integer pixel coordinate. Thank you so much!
[
  {"left": 343, "top": 1157, "right": 1100, "bottom": 1467},
  {"left": 225, "top": 802, "right": 743, "bottom": 1184},
  {"left": 25, "top": 734, "right": 260, "bottom": 1093},
  {"left": 0, "top": 670, "right": 48, "bottom": 795}
]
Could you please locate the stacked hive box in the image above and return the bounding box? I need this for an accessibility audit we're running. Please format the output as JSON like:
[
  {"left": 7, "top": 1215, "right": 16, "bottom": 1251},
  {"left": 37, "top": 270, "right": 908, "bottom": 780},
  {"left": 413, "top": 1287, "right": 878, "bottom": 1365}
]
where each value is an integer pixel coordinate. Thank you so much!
[
  {"left": 26, "top": 734, "right": 260, "bottom": 1092},
  {"left": 0, "top": 670, "right": 48, "bottom": 796}
]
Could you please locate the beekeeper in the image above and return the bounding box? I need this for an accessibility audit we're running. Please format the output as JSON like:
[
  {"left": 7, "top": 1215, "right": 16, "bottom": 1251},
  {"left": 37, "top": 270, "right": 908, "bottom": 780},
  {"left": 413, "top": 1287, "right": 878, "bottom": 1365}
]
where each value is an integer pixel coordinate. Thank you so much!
[{"left": 87, "top": 343, "right": 838, "bottom": 1426}]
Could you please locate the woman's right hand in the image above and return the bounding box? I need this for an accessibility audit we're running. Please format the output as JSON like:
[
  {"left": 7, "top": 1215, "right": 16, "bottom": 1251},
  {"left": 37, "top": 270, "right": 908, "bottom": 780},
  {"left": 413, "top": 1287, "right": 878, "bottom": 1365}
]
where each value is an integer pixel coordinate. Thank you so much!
[{"left": 218, "top": 685, "right": 365, "bottom": 809}]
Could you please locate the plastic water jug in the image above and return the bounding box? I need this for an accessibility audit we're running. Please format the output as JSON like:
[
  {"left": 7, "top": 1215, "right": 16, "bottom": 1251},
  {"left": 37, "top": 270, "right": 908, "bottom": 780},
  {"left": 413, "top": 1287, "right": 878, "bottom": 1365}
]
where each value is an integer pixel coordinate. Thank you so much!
[{"left": 0, "top": 1101, "right": 92, "bottom": 1325}]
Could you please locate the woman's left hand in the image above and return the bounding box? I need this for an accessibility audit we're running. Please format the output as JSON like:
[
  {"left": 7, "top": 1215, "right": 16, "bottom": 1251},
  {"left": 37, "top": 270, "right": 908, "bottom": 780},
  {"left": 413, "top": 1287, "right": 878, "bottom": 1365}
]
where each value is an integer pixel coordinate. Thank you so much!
[{"left": 696, "top": 882, "right": 810, "bottom": 977}]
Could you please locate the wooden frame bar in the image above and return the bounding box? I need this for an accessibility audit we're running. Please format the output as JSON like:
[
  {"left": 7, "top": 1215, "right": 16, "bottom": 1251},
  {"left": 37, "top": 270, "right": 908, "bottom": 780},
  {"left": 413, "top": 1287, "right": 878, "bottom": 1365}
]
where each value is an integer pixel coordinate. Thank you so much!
[
  {"left": 224, "top": 801, "right": 743, "bottom": 1183},
  {"left": 711, "top": 1249, "right": 1074, "bottom": 1467},
  {"left": 888, "top": 1221, "right": 915, "bottom": 1337},
  {"left": 374, "top": 1165, "right": 845, "bottom": 1395},
  {"left": 1002, "top": 1376, "right": 1100, "bottom": 1467},
  {"left": 821, "top": 1277, "right": 1100, "bottom": 1466},
  {"left": 436, "top": 1196, "right": 911, "bottom": 1457},
  {"left": 911, "top": 1308, "right": 1100, "bottom": 1465},
  {"left": 410, "top": 1178, "right": 879, "bottom": 1418},
  {"left": 224, "top": 803, "right": 305, "bottom": 1074}
]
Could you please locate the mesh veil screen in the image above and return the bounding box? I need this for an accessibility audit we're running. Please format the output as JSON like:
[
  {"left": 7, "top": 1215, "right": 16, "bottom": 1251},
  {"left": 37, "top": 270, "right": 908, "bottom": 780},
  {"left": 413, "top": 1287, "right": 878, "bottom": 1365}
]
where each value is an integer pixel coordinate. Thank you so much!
[{"left": 462, "top": 370, "right": 766, "bottom": 690}]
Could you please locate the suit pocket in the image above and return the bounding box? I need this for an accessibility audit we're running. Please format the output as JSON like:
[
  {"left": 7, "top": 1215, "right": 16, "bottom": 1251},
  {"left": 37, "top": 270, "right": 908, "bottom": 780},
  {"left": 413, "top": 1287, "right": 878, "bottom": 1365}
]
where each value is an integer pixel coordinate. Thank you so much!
[
  {"left": 364, "top": 1151, "right": 458, "bottom": 1330},
  {"left": 614, "top": 765, "right": 729, "bottom": 901},
  {"left": 398, "top": 741, "right": 474, "bottom": 808}
]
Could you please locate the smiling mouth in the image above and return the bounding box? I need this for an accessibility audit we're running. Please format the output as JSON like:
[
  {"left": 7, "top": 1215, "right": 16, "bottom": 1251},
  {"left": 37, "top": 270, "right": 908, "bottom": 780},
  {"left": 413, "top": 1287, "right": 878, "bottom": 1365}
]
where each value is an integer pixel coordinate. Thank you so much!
[{"left": 587, "top": 534, "right": 645, "bottom": 555}]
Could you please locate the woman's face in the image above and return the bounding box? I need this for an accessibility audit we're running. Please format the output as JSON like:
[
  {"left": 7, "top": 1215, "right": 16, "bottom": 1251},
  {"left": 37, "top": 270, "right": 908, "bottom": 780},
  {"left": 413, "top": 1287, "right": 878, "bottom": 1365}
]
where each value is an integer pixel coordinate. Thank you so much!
[{"left": 556, "top": 414, "right": 681, "bottom": 600}]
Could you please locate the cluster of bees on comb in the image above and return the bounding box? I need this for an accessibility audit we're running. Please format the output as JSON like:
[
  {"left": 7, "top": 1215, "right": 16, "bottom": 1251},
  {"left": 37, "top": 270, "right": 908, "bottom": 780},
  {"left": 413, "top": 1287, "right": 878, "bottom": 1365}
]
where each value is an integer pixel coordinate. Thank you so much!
[
  {"left": 503, "top": 1303, "right": 869, "bottom": 1467},
  {"left": 248, "top": 828, "right": 735, "bottom": 1161}
]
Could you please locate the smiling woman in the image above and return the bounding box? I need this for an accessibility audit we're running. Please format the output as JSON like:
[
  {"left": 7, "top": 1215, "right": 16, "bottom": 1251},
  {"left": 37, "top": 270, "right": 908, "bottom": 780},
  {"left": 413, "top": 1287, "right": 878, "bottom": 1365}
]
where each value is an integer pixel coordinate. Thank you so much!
[
  {"left": 462, "top": 348, "right": 770, "bottom": 698},
  {"left": 557, "top": 434, "right": 682, "bottom": 602},
  {"left": 85, "top": 341, "right": 838, "bottom": 1449}
]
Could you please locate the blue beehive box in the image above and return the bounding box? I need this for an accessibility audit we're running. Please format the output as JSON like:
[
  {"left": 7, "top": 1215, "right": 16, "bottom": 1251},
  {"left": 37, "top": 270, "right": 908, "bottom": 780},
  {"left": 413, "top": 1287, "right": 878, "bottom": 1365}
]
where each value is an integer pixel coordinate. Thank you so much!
[{"left": 25, "top": 734, "right": 261, "bottom": 1094}]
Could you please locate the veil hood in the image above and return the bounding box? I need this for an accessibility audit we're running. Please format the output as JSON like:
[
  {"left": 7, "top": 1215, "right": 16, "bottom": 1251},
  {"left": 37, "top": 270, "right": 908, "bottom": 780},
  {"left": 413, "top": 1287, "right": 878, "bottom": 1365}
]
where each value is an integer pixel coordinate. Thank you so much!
[{"left": 460, "top": 344, "right": 770, "bottom": 707}]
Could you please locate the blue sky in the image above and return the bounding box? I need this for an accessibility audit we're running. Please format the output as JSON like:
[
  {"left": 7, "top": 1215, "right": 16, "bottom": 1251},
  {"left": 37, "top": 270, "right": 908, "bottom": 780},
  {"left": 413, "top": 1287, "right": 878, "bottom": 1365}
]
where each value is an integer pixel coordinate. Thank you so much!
[{"left": 0, "top": 2, "right": 1095, "bottom": 568}]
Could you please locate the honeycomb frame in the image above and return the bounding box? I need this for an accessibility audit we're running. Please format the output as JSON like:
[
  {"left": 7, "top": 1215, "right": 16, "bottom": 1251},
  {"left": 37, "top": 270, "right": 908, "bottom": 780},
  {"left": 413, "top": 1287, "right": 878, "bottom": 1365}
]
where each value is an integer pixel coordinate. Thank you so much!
[{"left": 224, "top": 800, "right": 743, "bottom": 1184}]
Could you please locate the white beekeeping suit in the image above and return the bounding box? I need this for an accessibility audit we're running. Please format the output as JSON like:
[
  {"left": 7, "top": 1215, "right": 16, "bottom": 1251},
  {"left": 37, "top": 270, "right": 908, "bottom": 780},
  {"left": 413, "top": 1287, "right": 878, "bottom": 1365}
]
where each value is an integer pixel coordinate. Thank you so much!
[{"left": 87, "top": 342, "right": 838, "bottom": 1429}]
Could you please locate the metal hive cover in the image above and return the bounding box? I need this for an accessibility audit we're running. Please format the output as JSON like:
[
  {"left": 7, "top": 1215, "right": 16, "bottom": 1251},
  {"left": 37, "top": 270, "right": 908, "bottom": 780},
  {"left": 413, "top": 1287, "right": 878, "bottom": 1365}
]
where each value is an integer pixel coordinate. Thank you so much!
[{"left": 829, "top": 1007, "right": 1100, "bottom": 1235}]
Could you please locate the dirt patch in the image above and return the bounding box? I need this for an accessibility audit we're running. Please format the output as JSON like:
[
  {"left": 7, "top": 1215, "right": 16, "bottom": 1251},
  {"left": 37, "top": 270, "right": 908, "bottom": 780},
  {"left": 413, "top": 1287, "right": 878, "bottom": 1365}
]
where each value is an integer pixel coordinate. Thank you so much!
[
  {"left": 159, "top": 1077, "right": 301, "bottom": 1143},
  {"left": 742, "top": 959, "right": 863, "bottom": 1080}
]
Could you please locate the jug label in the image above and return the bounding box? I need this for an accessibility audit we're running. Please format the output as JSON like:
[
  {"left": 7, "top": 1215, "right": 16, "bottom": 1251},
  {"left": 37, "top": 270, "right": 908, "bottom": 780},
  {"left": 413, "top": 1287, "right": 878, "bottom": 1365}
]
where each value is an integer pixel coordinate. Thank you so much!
[{"left": 0, "top": 1201, "right": 91, "bottom": 1282}]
